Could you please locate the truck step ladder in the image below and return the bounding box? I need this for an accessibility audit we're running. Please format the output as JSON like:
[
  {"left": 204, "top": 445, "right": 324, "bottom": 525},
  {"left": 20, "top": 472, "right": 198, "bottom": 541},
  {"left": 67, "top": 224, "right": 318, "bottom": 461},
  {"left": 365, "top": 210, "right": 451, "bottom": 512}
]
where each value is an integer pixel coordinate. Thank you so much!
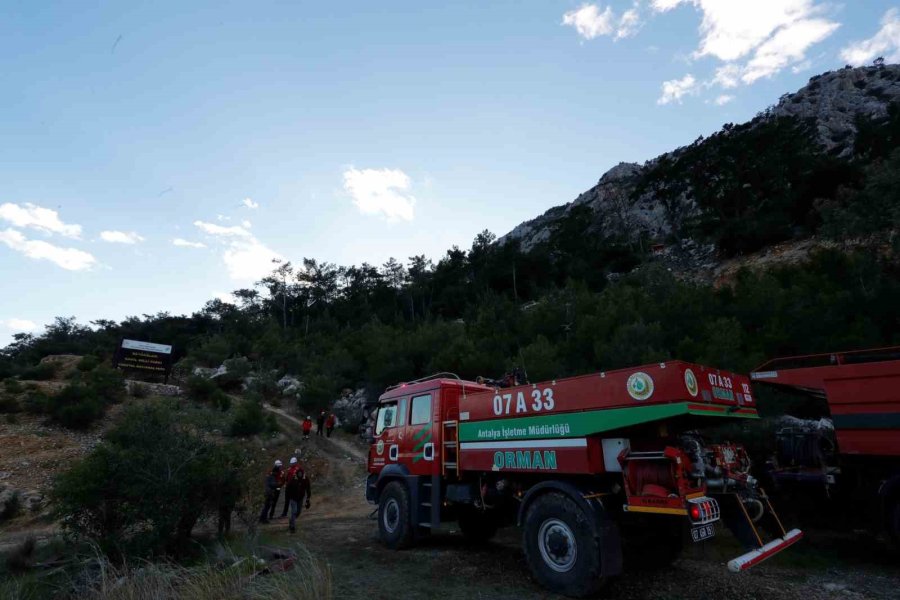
[
  {"left": 418, "top": 473, "right": 441, "bottom": 530},
  {"left": 442, "top": 419, "right": 460, "bottom": 477}
]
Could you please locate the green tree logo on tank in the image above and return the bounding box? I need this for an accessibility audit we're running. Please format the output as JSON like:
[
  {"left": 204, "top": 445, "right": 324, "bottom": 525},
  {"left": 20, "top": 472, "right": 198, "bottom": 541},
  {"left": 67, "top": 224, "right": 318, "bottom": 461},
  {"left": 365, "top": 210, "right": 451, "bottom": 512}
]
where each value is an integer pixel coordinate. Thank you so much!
[
  {"left": 684, "top": 368, "right": 699, "bottom": 397},
  {"left": 627, "top": 372, "right": 654, "bottom": 401}
]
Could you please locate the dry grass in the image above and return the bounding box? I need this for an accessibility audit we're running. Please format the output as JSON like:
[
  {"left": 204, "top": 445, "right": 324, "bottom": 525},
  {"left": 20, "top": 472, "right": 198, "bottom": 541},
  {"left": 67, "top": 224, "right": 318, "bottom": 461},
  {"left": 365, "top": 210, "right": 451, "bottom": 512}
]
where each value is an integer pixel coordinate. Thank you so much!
[{"left": 1, "top": 543, "right": 331, "bottom": 600}]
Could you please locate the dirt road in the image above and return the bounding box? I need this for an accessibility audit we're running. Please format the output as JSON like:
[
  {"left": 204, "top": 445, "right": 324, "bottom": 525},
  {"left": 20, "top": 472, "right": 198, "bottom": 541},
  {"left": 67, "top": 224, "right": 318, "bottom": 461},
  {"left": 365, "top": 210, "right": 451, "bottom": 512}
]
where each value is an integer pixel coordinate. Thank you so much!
[{"left": 264, "top": 408, "right": 900, "bottom": 600}]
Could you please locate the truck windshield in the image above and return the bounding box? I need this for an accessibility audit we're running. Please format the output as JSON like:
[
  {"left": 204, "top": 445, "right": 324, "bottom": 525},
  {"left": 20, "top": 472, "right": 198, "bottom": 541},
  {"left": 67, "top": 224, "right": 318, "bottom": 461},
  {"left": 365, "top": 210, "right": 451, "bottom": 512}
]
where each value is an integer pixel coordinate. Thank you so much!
[{"left": 375, "top": 402, "right": 398, "bottom": 435}]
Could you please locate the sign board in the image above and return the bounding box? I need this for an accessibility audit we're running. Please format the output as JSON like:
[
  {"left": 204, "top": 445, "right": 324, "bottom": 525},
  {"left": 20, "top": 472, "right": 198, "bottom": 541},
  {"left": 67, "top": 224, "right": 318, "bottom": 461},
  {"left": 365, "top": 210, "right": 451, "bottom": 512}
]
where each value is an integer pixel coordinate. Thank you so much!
[{"left": 114, "top": 338, "right": 173, "bottom": 381}]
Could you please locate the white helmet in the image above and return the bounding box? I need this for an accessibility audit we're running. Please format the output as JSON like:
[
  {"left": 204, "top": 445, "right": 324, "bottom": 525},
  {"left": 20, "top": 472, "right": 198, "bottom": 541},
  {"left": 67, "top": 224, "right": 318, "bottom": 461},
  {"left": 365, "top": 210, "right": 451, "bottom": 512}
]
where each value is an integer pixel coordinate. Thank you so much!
[
  {"left": 289, "top": 457, "right": 298, "bottom": 465},
  {"left": 274, "top": 459, "right": 283, "bottom": 467}
]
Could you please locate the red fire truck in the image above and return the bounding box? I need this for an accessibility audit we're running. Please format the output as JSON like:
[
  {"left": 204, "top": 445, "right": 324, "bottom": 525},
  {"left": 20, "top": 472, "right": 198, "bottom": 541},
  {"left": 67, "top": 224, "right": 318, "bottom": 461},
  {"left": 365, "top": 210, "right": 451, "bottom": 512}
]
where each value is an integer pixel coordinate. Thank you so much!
[
  {"left": 366, "top": 361, "right": 801, "bottom": 597},
  {"left": 751, "top": 347, "right": 900, "bottom": 547}
]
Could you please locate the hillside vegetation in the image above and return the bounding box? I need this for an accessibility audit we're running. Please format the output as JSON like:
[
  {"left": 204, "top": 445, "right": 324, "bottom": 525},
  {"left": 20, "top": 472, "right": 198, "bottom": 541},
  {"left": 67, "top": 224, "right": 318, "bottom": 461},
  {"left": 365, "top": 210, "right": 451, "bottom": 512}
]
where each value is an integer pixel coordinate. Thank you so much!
[{"left": 3, "top": 71, "right": 900, "bottom": 414}]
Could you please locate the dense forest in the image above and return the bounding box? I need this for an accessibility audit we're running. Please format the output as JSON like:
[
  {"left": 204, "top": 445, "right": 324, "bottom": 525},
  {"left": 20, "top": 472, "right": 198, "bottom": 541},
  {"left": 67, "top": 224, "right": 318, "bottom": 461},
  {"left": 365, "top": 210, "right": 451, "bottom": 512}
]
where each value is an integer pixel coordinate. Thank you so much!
[{"left": 3, "top": 105, "right": 899, "bottom": 417}]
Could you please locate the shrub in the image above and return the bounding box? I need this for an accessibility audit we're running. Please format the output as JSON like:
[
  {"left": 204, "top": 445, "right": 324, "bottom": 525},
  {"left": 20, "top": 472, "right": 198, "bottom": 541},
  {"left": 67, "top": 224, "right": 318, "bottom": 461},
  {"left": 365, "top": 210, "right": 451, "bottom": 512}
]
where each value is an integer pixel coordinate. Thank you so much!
[
  {"left": 21, "top": 391, "right": 48, "bottom": 415},
  {"left": 4, "top": 536, "right": 35, "bottom": 574},
  {"left": 3, "top": 378, "right": 24, "bottom": 394},
  {"left": 185, "top": 375, "right": 218, "bottom": 403},
  {"left": 51, "top": 404, "right": 245, "bottom": 557},
  {"left": 0, "top": 394, "right": 20, "bottom": 413},
  {"left": 214, "top": 357, "right": 252, "bottom": 390},
  {"left": 46, "top": 385, "right": 104, "bottom": 430},
  {"left": 81, "top": 365, "right": 125, "bottom": 404},
  {"left": 5, "top": 413, "right": 18, "bottom": 424},
  {"left": 76, "top": 355, "right": 101, "bottom": 372},
  {"left": 244, "top": 370, "right": 280, "bottom": 401},
  {"left": 18, "top": 363, "right": 56, "bottom": 381},
  {"left": 185, "top": 375, "right": 231, "bottom": 410},
  {"left": 229, "top": 399, "right": 267, "bottom": 437}
]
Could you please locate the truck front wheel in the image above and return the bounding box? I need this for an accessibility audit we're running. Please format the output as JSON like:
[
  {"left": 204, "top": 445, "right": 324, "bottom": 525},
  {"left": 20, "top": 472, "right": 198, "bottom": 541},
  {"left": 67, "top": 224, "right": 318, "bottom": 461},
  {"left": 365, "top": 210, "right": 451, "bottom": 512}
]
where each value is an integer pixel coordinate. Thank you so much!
[
  {"left": 378, "top": 481, "right": 413, "bottom": 549},
  {"left": 523, "top": 492, "right": 609, "bottom": 598}
]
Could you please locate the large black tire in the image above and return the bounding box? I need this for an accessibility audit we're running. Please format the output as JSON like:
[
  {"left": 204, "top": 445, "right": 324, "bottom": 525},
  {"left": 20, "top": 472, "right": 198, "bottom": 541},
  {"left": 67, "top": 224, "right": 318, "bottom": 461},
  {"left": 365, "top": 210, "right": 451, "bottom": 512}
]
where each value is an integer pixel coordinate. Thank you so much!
[
  {"left": 378, "top": 481, "right": 413, "bottom": 549},
  {"left": 458, "top": 507, "right": 499, "bottom": 543},
  {"left": 523, "top": 492, "right": 610, "bottom": 598}
]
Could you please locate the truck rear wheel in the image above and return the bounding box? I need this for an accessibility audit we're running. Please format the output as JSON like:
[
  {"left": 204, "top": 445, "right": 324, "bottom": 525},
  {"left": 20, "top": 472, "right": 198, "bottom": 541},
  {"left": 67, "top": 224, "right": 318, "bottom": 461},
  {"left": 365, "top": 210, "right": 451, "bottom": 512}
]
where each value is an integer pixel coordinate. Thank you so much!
[
  {"left": 458, "top": 507, "right": 499, "bottom": 543},
  {"left": 378, "top": 481, "right": 413, "bottom": 549},
  {"left": 523, "top": 492, "right": 609, "bottom": 598}
]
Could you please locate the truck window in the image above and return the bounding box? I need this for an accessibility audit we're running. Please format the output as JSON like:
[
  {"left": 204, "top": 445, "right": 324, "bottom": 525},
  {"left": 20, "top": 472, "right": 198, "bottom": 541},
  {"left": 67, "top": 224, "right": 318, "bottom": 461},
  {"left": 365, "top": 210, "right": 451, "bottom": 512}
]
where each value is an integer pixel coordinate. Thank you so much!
[
  {"left": 410, "top": 394, "right": 432, "bottom": 425},
  {"left": 375, "top": 402, "right": 397, "bottom": 435},
  {"left": 397, "top": 397, "right": 408, "bottom": 427}
]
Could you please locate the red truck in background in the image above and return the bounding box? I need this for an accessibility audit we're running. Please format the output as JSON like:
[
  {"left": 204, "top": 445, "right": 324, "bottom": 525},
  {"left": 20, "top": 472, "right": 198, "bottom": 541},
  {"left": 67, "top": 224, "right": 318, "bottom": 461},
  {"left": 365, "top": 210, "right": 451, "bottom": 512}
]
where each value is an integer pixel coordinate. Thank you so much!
[
  {"left": 752, "top": 346, "right": 900, "bottom": 548},
  {"left": 366, "top": 361, "right": 801, "bottom": 597}
]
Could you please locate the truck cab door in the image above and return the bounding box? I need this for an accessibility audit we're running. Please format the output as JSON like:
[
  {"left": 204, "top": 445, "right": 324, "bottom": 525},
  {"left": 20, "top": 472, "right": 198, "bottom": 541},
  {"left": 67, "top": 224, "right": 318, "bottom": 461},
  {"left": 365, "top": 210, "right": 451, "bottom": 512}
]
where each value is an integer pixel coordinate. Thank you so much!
[
  {"left": 406, "top": 391, "right": 437, "bottom": 476},
  {"left": 372, "top": 398, "right": 406, "bottom": 471}
]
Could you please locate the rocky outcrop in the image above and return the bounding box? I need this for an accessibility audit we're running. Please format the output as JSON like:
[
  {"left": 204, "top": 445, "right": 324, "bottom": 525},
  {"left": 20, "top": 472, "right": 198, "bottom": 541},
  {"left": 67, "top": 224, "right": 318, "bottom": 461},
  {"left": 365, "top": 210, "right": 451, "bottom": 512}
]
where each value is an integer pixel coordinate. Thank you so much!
[
  {"left": 500, "top": 64, "right": 900, "bottom": 259},
  {"left": 332, "top": 388, "right": 371, "bottom": 434},
  {"left": 773, "top": 64, "right": 900, "bottom": 155}
]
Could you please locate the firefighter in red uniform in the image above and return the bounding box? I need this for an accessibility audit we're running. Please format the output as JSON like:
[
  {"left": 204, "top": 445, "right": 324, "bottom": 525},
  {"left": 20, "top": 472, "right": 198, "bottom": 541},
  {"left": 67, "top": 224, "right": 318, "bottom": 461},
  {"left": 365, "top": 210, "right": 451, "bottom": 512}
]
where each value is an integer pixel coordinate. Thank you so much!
[
  {"left": 325, "top": 413, "right": 336, "bottom": 438},
  {"left": 302, "top": 416, "right": 313, "bottom": 440},
  {"left": 279, "top": 456, "right": 301, "bottom": 518}
]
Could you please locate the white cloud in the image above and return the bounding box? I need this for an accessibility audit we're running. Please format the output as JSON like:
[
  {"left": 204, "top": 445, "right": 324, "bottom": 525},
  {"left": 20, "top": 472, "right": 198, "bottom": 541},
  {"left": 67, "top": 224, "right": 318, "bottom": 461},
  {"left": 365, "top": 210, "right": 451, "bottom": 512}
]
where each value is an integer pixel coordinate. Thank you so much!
[
  {"left": 193, "top": 220, "right": 281, "bottom": 281},
  {"left": 242, "top": 198, "right": 259, "bottom": 209},
  {"left": 193, "top": 221, "right": 252, "bottom": 237},
  {"left": 741, "top": 17, "right": 839, "bottom": 84},
  {"left": 841, "top": 8, "right": 900, "bottom": 66},
  {"left": 222, "top": 238, "right": 283, "bottom": 281},
  {"left": 652, "top": 1, "right": 839, "bottom": 93},
  {"left": 100, "top": 230, "right": 144, "bottom": 244},
  {"left": 714, "top": 94, "right": 735, "bottom": 105},
  {"left": 617, "top": 4, "right": 643, "bottom": 40},
  {"left": 172, "top": 238, "right": 206, "bottom": 248},
  {"left": 0, "top": 202, "right": 82, "bottom": 238},
  {"left": 712, "top": 63, "right": 741, "bottom": 88},
  {"left": 563, "top": 4, "right": 615, "bottom": 40},
  {"left": 241, "top": 220, "right": 252, "bottom": 229},
  {"left": 343, "top": 168, "right": 416, "bottom": 222},
  {"left": 658, "top": 74, "right": 698, "bottom": 104},
  {"left": 562, "top": 3, "right": 643, "bottom": 41},
  {"left": 0, "top": 318, "right": 39, "bottom": 332},
  {"left": 0, "top": 228, "right": 96, "bottom": 271},
  {"left": 792, "top": 59, "right": 813, "bottom": 73}
]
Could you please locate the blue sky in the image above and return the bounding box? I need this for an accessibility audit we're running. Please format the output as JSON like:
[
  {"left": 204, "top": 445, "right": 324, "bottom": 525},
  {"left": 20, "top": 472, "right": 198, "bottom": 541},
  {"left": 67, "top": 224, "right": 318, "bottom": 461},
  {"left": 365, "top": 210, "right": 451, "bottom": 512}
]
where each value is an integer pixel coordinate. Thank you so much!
[{"left": 2, "top": 1, "right": 899, "bottom": 345}]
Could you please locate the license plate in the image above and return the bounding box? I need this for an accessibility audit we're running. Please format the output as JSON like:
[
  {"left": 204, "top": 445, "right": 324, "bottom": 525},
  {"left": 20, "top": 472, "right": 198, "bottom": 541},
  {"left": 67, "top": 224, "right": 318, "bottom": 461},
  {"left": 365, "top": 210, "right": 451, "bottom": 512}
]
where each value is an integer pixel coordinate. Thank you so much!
[{"left": 691, "top": 524, "right": 715, "bottom": 542}]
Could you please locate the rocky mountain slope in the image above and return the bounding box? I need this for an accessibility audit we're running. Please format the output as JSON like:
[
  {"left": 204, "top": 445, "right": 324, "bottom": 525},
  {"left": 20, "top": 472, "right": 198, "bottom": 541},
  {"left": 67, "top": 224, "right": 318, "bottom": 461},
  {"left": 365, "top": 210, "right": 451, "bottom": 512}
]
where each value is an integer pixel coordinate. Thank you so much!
[{"left": 500, "top": 64, "right": 900, "bottom": 268}]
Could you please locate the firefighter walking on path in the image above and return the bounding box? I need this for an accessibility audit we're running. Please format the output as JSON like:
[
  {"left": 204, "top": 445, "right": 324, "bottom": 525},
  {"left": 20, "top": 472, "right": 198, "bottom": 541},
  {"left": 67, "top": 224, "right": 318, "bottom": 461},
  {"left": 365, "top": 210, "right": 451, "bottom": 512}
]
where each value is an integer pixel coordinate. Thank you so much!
[
  {"left": 279, "top": 456, "right": 301, "bottom": 518},
  {"left": 325, "top": 412, "right": 336, "bottom": 438},
  {"left": 316, "top": 408, "right": 326, "bottom": 436},
  {"left": 302, "top": 416, "right": 313, "bottom": 440},
  {"left": 286, "top": 464, "right": 312, "bottom": 534},
  {"left": 258, "top": 459, "right": 283, "bottom": 524}
]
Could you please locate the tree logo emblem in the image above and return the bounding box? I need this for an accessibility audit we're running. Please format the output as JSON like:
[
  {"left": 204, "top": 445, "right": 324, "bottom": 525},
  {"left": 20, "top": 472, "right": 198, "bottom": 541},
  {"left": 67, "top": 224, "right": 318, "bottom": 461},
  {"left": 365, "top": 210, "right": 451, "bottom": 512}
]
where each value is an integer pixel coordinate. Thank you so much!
[
  {"left": 684, "top": 369, "right": 699, "bottom": 397},
  {"left": 376, "top": 440, "right": 385, "bottom": 456},
  {"left": 627, "top": 372, "right": 654, "bottom": 401}
]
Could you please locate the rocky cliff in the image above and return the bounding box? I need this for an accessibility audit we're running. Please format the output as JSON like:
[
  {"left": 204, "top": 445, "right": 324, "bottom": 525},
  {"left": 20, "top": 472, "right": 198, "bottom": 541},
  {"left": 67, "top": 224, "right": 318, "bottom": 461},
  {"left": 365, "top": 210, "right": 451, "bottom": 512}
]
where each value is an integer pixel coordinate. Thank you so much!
[{"left": 500, "top": 64, "right": 900, "bottom": 264}]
